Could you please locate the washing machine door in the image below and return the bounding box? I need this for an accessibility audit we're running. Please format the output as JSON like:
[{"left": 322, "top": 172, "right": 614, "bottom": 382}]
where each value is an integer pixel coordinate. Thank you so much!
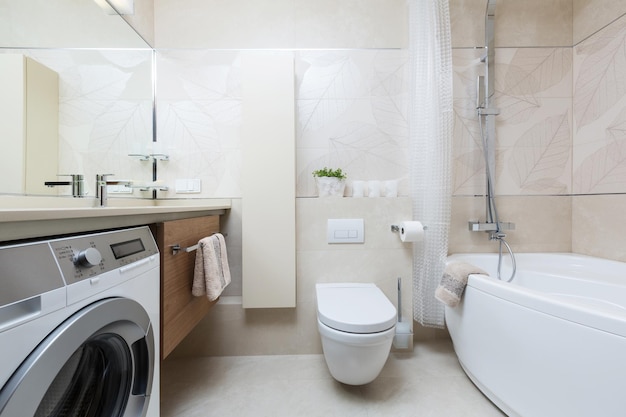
[{"left": 0, "top": 297, "right": 154, "bottom": 417}]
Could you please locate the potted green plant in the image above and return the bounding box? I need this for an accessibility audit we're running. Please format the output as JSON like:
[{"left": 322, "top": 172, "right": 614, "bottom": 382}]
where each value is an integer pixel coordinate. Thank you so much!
[{"left": 312, "top": 167, "right": 347, "bottom": 197}]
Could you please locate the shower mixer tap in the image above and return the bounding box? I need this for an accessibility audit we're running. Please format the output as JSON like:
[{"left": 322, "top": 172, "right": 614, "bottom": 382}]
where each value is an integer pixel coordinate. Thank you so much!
[
  {"left": 468, "top": 221, "right": 515, "bottom": 232},
  {"left": 489, "top": 231, "right": 507, "bottom": 241}
]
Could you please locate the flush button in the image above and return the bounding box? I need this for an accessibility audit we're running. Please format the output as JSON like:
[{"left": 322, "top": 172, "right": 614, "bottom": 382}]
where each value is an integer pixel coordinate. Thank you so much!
[{"left": 327, "top": 219, "right": 364, "bottom": 244}]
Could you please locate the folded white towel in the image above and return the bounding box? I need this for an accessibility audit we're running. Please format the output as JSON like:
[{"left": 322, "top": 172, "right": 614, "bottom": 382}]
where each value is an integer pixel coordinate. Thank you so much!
[
  {"left": 192, "top": 233, "right": 231, "bottom": 301},
  {"left": 435, "top": 262, "right": 488, "bottom": 307}
]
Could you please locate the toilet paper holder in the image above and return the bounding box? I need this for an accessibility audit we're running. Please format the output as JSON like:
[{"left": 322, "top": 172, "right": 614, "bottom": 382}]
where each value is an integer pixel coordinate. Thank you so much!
[{"left": 390, "top": 223, "right": 427, "bottom": 233}]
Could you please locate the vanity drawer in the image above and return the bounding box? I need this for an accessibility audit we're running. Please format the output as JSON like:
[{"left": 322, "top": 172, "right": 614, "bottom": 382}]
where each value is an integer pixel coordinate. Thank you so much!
[{"left": 155, "top": 215, "right": 220, "bottom": 359}]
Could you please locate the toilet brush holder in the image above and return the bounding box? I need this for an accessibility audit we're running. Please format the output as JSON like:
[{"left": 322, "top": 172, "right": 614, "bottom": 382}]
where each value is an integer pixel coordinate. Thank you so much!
[
  {"left": 393, "top": 319, "right": 413, "bottom": 350},
  {"left": 393, "top": 277, "right": 413, "bottom": 350}
]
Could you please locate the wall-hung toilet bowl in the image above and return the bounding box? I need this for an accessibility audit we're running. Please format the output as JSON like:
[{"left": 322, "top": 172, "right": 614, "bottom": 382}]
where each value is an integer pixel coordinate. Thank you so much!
[{"left": 316, "top": 283, "right": 397, "bottom": 385}]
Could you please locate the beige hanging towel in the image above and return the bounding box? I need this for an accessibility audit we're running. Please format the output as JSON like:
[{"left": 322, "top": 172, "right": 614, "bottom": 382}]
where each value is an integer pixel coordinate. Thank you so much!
[
  {"left": 435, "top": 262, "right": 488, "bottom": 308},
  {"left": 192, "top": 233, "right": 231, "bottom": 301}
]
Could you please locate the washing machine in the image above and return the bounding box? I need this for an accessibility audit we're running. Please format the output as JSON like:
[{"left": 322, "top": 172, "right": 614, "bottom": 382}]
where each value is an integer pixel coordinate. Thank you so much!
[{"left": 0, "top": 226, "right": 160, "bottom": 417}]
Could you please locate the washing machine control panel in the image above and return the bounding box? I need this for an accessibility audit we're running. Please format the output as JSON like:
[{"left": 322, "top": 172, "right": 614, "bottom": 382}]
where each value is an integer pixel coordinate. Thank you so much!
[{"left": 49, "top": 227, "right": 159, "bottom": 284}]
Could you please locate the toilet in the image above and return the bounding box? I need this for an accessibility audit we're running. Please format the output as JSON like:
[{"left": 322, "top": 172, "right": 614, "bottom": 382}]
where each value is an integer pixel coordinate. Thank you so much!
[{"left": 315, "top": 283, "right": 397, "bottom": 385}]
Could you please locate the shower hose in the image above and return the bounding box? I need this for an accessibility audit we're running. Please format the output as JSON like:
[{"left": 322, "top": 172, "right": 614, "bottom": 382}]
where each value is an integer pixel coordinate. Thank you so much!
[{"left": 478, "top": 112, "right": 516, "bottom": 282}]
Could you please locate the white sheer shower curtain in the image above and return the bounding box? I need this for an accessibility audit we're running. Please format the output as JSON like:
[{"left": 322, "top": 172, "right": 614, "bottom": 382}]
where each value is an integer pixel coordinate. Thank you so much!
[{"left": 409, "top": 0, "right": 454, "bottom": 328}]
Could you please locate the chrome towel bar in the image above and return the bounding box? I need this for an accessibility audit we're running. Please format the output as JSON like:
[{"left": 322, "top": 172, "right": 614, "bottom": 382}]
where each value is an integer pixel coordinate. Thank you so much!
[
  {"left": 170, "top": 243, "right": 199, "bottom": 255},
  {"left": 169, "top": 233, "right": 227, "bottom": 255}
]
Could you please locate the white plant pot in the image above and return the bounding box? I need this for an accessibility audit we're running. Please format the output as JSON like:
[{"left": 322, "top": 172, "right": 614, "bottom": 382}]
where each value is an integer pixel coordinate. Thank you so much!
[{"left": 315, "top": 177, "right": 346, "bottom": 198}]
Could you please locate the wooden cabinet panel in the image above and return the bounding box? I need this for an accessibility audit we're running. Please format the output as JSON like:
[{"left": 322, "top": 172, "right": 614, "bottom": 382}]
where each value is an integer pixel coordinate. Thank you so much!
[{"left": 155, "top": 216, "right": 220, "bottom": 359}]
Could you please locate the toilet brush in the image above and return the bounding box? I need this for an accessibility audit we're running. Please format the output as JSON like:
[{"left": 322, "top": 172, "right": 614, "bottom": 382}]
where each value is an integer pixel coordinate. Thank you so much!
[{"left": 393, "top": 277, "right": 413, "bottom": 349}]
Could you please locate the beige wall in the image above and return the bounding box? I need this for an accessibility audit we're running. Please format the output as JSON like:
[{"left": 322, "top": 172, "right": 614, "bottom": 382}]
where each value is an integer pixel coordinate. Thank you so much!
[
  {"left": 451, "top": 0, "right": 574, "bottom": 253},
  {"left": 158, "top": 0, "right": 431, "bottom": 358},
  {"left": 173, "top": 198, "right": 417, "bottom": 356},
  {"left": 162, "top": 0, "right": 626, "bottom": 357},
  {"left": 451, "top": 0, "right": 572, "bottom": 48},
  {"left": 573, "top": 0, "right": 626, "bottom": 44},
  {"left": 122, "top": 0, "right": 155, "bottom": 46},
  {"left": 154, "top": 0, "right": 407, "bottom": 49},
  {"left": 449, "top": 196, "right": 572, "bottom": 254},
  {"left": 451, "top": 0, "right": 626, "bottom": 258},
  {"left": 572, "top": 195, "right": 626, "bottom": 261},
  {"left": 570, "top": 2, "right": 626, "bottom": 262}
]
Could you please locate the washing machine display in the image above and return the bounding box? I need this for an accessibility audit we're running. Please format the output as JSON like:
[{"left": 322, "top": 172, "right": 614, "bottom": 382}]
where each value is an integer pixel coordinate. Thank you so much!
[
  {"left": 0, "top": 227, "right": 160, "bottom": 417},
  {"left": 110, "top": 238, "right": 145, "bottom": 259}
]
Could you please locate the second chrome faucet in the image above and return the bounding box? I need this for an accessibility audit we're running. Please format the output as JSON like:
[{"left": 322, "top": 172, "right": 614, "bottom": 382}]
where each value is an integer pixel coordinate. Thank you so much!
[{"left": 96, "top": 174, "right": 132, "bottom": 207}]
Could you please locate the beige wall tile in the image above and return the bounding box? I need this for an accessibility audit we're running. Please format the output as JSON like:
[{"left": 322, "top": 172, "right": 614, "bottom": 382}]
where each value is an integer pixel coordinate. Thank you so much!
[
  {"left": 450, "top": 0, "right": 486, "bottom": 48},
  {"left": 173, "top": 197, "right": 416, "bottom": 357},
  {"left": 496, "top": 0, "right": 572, "bottom": 47},
  {"left": 161, "top": 0, "right": 626, "bottom": 359},
  {"left": 154, "top": 0, "right": 407, "bottom": 49},
  {"left": 123, "top": 0, "right": 155, "bottom": 47},
  {"left": 494, "top": 98, "right": 573, "bottom": 196},
  {"left": 572, "top": 195, "right": 626, "bottom": 262},
  {"left": 294, "top": 0, "right": 407, "bottom": 48},
  {"left": 572, "top": 16, "right": 626, "bottom": 194},
  {"left": 450, "top": 0, "right": 573, "bottom": 48},
  {"left": 449, "top": 195, "right": 572, "bottom": 254},
  {"left": 573, "top": 0, "right": 626, "bottom": 44},
  {"left": 155, "top": 0, "right": 296, "bottom": 48},
  {"left": 170, "top": 303, "right": 317, "bottom": 357},
  {"left": 296, "top": 197, "right": 413, "bottom": 251}
]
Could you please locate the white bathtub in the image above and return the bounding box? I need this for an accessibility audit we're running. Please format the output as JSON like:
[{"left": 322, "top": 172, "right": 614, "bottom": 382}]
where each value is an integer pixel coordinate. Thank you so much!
[{"left": 445, "top": 252, "right": 626, "bottom": 417}]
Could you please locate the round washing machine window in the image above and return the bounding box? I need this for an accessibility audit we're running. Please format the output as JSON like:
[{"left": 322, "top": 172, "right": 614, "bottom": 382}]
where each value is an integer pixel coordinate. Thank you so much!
[
  {"left": 0, "top": 298, "right": 154, "bottom": 417},
  {"left": 35, "top": 333, "right": 132, "bottom": 416}
]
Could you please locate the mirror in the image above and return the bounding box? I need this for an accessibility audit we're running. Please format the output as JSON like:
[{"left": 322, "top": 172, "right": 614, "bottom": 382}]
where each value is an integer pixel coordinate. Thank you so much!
[{"left": 0, "top": 0, "right": 154, "bottom": 198}]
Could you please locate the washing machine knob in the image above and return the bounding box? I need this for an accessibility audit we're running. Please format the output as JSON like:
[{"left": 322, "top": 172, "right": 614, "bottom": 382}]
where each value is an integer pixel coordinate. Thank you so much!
[{"left": 74, "top": 247, "right": 102, "bottom": 267}]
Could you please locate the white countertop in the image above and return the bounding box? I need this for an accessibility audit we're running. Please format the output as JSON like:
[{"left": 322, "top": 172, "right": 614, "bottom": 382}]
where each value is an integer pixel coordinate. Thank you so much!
[{"left": 0, "top": 196, "right": 232, "bottom": 242}]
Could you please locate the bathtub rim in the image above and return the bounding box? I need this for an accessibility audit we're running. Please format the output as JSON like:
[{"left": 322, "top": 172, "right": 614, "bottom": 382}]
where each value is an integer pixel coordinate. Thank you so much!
[{"left": 446, "top": 252, "right": 626, "bottom": 338}]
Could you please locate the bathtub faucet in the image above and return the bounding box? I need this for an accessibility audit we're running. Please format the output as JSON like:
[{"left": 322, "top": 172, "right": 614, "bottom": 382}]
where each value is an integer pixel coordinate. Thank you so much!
[
  {"left": 489, "top": 231, "right": 506, "bottom": 241},
  {"left": 489, "top": 231, "right": 517, "bottom": 282},
  {"left": 468, "top": 221, "right": 515, "bottom": 234}
]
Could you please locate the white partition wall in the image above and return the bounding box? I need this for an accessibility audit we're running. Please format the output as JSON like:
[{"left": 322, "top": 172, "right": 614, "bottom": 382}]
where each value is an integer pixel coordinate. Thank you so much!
[{"left": 241, "top": 53, "right": 296, "bottom": 308}]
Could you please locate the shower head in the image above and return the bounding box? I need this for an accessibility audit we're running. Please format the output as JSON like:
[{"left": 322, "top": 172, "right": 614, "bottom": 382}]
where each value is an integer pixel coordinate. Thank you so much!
[
  {"left": 485, "top": 0, "right": 496, "bottom": 47},
  {"left": 483, "top": 0, "right": 496, "bottom": 104},
  {"left": 486, "top": 0, "right": 496, "bottom": 17}
]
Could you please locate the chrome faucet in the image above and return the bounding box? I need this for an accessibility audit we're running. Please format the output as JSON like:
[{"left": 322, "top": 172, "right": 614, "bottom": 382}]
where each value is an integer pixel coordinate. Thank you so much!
[
  {"left": 96, "top": 174, "right": 132, "bottom": 207},
  {"left": 44, "top": 174, "right": 85, "bottom": 197}
]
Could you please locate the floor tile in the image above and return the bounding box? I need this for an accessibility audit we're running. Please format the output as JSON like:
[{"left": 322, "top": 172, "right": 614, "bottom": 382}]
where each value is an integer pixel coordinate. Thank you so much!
[{"left": 160, "top": 339, "right": 505, "bottom": 417}]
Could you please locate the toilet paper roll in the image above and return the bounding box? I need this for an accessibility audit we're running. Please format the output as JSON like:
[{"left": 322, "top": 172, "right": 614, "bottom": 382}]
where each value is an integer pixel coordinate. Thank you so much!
[
  {"left": 352, "top": 180, "right": 365, "bottom": 197},
  {"left": 384, "top": 180, "right": 398, "bottom": 198},
  {"left": 367, "top": 180, "right": 381, "bottom": 197},
  {"left": 400, "top": 221, "right": 424, "bottom": 243}
]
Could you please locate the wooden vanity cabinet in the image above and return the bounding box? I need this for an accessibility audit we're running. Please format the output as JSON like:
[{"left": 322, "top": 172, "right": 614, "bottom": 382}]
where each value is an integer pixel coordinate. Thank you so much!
[{"left": 154, "top": 215, "right": 220, "bottom": 359}]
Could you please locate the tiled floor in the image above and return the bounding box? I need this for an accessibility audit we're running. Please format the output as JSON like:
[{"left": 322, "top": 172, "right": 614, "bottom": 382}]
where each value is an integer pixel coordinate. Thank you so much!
[{"left": 161, "top": 339, "right": 506, "bottom": 417}]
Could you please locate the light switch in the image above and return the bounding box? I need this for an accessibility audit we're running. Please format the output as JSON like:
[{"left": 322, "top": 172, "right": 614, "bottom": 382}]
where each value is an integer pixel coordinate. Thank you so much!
[
  {"left": 107, "top": 184, "right": 133, "bottom": 194},
  {"left": 175, "top": 179, "right": 201, "bottom": 193},
  {"left": 327, "top": 219, "right": 364, "bottom": 244}
]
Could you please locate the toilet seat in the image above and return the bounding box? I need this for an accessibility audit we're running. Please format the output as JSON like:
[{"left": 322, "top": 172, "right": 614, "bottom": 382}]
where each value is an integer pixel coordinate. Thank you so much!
[{"left": 316, "top": 283, "right": 397, "bottom": 334}]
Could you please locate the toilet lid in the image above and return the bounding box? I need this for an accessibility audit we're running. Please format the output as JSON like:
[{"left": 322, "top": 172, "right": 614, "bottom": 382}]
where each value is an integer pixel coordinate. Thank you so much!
[{"left": 316, "top": 283, "right": 397, "bottom": 334}]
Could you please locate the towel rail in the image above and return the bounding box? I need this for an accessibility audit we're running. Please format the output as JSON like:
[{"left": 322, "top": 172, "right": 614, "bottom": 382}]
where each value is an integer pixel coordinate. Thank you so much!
[
  {"left": 170, "top": 243, "right": 199, "bottom": 255},
  {"left": 170, "top": 233, "right": 227, "bottom": 255}
]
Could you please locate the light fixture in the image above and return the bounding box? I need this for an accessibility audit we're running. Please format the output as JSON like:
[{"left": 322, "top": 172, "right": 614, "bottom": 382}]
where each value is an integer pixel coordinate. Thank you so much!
[{"left": 94, "top": 0, "right": 134, "bottom": 15}]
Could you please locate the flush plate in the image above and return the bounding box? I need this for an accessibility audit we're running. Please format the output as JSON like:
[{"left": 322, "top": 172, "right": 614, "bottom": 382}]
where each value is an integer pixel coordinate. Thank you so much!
[{"left": 327, "top": 219, "right": 364, "bottom": 244}]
